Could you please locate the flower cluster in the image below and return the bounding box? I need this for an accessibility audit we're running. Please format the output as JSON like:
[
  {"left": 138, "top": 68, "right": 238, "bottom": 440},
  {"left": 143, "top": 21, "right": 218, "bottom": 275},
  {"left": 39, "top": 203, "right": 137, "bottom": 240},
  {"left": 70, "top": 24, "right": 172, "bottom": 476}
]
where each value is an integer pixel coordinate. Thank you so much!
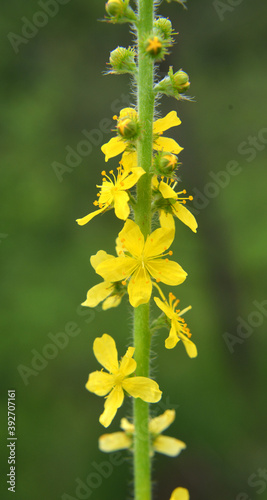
[{"left": 76, "top": 1, "right": 198, "bottom": 499}]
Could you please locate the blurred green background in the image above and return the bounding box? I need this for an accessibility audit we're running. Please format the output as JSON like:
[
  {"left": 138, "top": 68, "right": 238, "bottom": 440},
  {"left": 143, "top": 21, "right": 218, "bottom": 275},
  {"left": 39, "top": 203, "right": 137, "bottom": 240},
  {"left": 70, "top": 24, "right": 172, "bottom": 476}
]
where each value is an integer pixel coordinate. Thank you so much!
[{"left": 1, "top": 1, "right": 267, "bottom": 499}]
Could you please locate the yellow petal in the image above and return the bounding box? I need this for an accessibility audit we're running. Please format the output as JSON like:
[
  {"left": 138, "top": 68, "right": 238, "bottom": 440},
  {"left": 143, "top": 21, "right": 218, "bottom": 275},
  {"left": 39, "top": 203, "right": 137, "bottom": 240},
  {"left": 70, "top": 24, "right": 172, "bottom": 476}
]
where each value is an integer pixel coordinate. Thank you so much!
[
  {"left": 119, "top": 107, "right": 138, "bottom": 120},
  {"left": 123, "top": 376, "right": 162, "bottom": 402},
  {"left": 99, "top": 385, "right": 124, "bottom": 427},
  {"left": 114, "top": 190, "right": 130, "bottom": 220},
  {"left": 102, "top": 294, "right": 122, "bottom": 310},
  {"left": 101, "top": 136, "right": 126, "bottom": 161},
  {"left": 152, "top": 175, "right": 159, "bottom": 190},
  {"left": 76, "top": 206, "right": 106, "bottom": 225},
  {"left": 159, "top": 180, "right": 177, "bottom": 199},
  {"left": 120, "top": 417, "right": 135, "bottom": 433},
  {"left": 128, "top": 267, "right": 152, "bottom": 307},
  {"left": 154, "top": 137, "right": 183, "bottom": 155},
  {"left": 118, "top": 167, "right": 145, "bottom": 190},
  {"left": 96, "top": 256, "right": 137, "bottom": 282},
  {"left": 121, "top": 151, "right": 137, "bottom": 170},
  {"left": 99, "top": 432, "right": 132, "bottom": 452},
  {"left": 91, "top": 250, "right": 114, "bottom": 270},
  {"left": 159, "top": 210, "right": 175, "bottom": 232},
  {"left": 119, "top": 347, "right": 136, "bottom": 376},
  {"left": 170, "top": 487, "right": 190, "bottom": 500},
  {"left": 153, "top": 435, "right": 186, "bottom": 456},
  {"left": 165, "top": 322, "right": 179, "bottom": 349},
  {"left": 179, "top": 333, "right": 198, "bottom": 358},
  {"left": 93, "top": 334, "right": 119, "bottom": 373},
  {"left": 172, "top": 202, "right": 198, "bottom": 233},
  {"left": 86, "top": 371, "right": 115, "bottom": 396},
  {"left": 82, "top": 281, "right": 113, "bottom": 308},
  {"left": 119, "top": 219, "right": 144, "bottom": 258},
  {"left": 153, "top": 111, "right": 181, "bottom": 135},
  {"left": 149, "top": 409, "right": 176, "bottom": 434},
  {"left": 154, "top": 297, "right": 173, "bottom": 320},
  {"left": 146, "top": 259, "right": 187, "bottom": 286},
  {"left": 144, "top": 226, "right": 174, "bottom": 258}
]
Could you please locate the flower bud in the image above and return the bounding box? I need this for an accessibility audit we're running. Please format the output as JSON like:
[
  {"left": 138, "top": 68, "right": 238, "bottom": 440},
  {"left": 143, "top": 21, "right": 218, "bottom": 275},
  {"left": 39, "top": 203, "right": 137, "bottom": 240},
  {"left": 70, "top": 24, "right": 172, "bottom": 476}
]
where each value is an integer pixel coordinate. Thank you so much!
[
  {"left": 154, "top": 152, "right": 180, "bottom": 176},
  {"left": 109, "top": 47, "right": 136, "bottom": 74},
  {"left": 117, "top": 116, "right": 139, "bottom": 139},
  {"left": 105, "top": 0, "right": 124, "bottom": 16},
  {"left": 154, "top": 17, "right": 173, "bottom": 42},
  {"left": 173, "top": 70, "right": 190, "bottom": 93},
  {"left": 145, "top": 36, "right": 163, "bottom": 58}
]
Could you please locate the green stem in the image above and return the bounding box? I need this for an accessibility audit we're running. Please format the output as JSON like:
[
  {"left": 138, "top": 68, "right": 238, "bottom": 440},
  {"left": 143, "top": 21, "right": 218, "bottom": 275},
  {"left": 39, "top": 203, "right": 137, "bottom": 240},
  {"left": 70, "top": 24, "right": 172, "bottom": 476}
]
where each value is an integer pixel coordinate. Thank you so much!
[{"left": 134, "top": 1, "right": 155, "bottom": 500}]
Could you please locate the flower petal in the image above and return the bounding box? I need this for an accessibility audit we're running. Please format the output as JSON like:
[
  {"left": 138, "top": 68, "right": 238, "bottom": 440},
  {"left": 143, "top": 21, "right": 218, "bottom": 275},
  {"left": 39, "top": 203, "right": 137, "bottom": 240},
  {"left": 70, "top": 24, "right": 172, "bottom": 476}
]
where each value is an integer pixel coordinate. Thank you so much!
[
  {"left": 96, "top": 256, "right": 137, "bottom": 282},
  {"left": 119, "top": 107, "right": 138, "bottom": 120},
  {"left": 172, "top": 202, "right": 198, "bottom": 233},
  {"left": 154, "top": 297, "right": 173, "bottom": 320},
  {"left": 170, "top": 487, "right": 190, "bottom": 500},
  {"left": 149, "top": 409, "right": 176, "bottom": 434},
  {"left": 159, "top": 210, "right": 175, "bottom": 232},
  {"left": 128, "top": 267, "right": 152, "bottom": 307},
  {"left": 102, "top": 294, "right": 122, "bottom": 310},
  {"left": 120, "top": 417, "right": 135, "bottom": 433},
  {"left": 153, "top": 111, "right": 181, "bottom": 135},
  {"left": 99, "top": 431, "right": 132, "bottom": 453},
  {"left": 93, "top": 334, "right": 119, "bottom": 373},
  {"left": 144, "top": 226, "right": 174, "bottom": 258},
  {"left": 82, "top": 281, "right": 113, "bottom": 308},
  {"left": 119, "top": 167, "right": 145, "bottom": 190},
  {"left": 146, "top": 259, "right": 187, "bottom": 286},
  {"left": 123, "top": 377, "right": 162, "bottom": 402},
  {"left": 120, "top": 347, "right": 136, "bottom": 376},
  {"left": 121, "top": 151, "right": 137, "bottom": 170},
  {"left": 99, "top": 385, "right": 124, "bottom": 427},
  {"left": 119, "top": 219, "right": 144, "bottom": 258},
  {"left": 165, "top": 322, "right": 179, "bottom": 349},
  {"left": 159, "top": 180, "right": 177, "bottom": 199},
  {"left": 153, "top": 435, "right": 186, "bottom": 457},
  {"left": 114, "top": 190, "right": 130, "bottom": 220},
  {"left": 154, "top": 137, "right": 183, "bottom": 155},
  {"left": 101, "top": 136, "right": 126, "bottom": 161},
  {"left": 86, "top": 371, "right": 114, "bottom": 396},
  {"left": 91, "top": 250, "right": 114, "bottom": 270},
  {"left": 76, "top": 206, "right": 106, "bottom": 226},
  {"left": 179, "top": 333, "right": 198, "bottom": 358}
]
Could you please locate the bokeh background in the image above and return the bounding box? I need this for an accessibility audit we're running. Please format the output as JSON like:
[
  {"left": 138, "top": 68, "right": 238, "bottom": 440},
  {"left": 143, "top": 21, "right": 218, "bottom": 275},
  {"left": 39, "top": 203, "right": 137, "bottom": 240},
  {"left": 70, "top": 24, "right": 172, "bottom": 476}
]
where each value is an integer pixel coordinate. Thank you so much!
[{"left": 1, "top": 1, "right": 267, "bottom": 499}]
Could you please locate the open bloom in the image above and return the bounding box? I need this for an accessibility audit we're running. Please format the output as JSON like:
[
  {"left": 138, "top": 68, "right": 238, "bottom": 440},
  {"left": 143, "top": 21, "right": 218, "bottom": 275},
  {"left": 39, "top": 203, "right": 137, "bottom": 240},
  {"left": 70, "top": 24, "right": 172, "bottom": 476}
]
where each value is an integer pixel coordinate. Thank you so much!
[
  {"left": 76, "top": 166, "right": 144, "bottom": 225},
  {"left": 82, "top": 250, "right": 126, "bottom": 310},
  {"left": 153, "top": 177, "right": 198, "bottom": 233},
  {"left": 86, "top": 334, "right": 162, "bottom": 427},
  {"left": 154, "top": 292, "right": 197, "bottom": 357},
  {"left": 95, "top": 219, "right": 187, "bottom": 307},
  {"left": 170, "top": 488, "right": 190, "bottom": 500},
  {"left": 99, "top": 409, "right": 186, "bottom": 457},
  {"left": 101, "top": 108, "right": 183, "bottom": 169}
]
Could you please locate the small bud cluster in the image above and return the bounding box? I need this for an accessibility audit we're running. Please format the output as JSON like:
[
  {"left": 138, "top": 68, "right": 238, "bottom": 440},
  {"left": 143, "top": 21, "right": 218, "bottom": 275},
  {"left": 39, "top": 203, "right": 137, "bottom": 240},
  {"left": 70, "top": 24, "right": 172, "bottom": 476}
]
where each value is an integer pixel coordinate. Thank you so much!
[
  {"left": 154, "top": 66, "right": 191, "bottom": 101},
  {"left": 108, "top": 46, "right": 136, "bottom": 74},
  {"left": 105, "top": 0, "right": 137, "bottom": 23}
]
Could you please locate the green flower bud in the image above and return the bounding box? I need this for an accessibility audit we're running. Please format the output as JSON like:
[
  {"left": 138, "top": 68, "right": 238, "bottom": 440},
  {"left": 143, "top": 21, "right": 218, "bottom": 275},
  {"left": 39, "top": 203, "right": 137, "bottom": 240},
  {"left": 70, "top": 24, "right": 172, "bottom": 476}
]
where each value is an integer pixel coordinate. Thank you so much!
[
  {"left": 173, "top": 70, "right": 190, "bottom": 93},
  {"left": 105, "top": 0, "right": 124, "bottom": 17},
  {"left": 109, "top": 47, "right": 136, "bottom": 74},
  {"left": 117, "top": 117, "right": 139, "bottom": 139},
  {"left": 154, "top": 17, "right": 173, "bottom": 42},
  {"left": 154, "top": 152, "right": 180, "bottom": 176}
]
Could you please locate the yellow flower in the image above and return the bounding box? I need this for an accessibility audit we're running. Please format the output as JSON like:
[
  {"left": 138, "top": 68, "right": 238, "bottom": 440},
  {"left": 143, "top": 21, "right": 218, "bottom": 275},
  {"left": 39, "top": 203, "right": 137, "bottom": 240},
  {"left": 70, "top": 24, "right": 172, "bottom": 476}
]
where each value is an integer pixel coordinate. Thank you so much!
[
  {"left": 76, "top": 166, "right": 144, "bottom": 225},
  {"left": 153, "top": 177, "right": 198, "bottom": 233},
  {"left": 95, "top": 219, "right": 187, "bottom": 308},
  {"left": 99, "top": 409, "right": 186, "bottom": 457},
  {"left": 154, "top": 291, "right": 197, "bottom": 357},
  {"left": 82, "top": 250, "right": 125, "bottom": 310},
  {"left": 170, "top": 488, "right": 190, "bottom": 500},
  {"left": 86, "top": 334, "right": 162, "bottom": 427},
  {"left": 101, "top": 108, "right": 183, "bottom": 169}
]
